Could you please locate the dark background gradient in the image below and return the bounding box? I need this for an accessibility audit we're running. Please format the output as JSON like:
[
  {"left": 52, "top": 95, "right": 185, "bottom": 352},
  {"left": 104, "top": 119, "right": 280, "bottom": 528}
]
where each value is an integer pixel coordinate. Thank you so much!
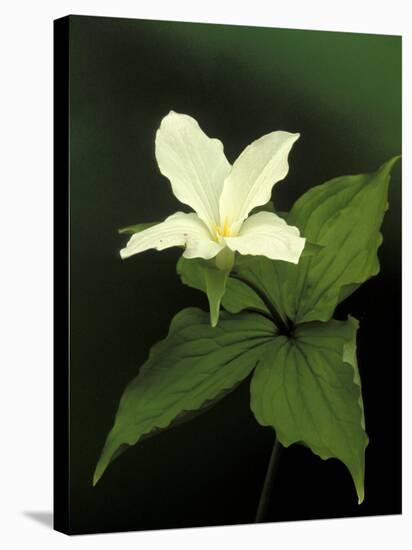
[{"left": 66, "top": 15, "right": 401, "bottom": 534}]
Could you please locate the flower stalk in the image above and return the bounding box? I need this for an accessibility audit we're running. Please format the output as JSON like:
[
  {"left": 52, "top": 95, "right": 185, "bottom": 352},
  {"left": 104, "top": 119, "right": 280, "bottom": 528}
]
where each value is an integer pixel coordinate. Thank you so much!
[{"left": 255, "top": 438, "right": 283, "bottom": 523}]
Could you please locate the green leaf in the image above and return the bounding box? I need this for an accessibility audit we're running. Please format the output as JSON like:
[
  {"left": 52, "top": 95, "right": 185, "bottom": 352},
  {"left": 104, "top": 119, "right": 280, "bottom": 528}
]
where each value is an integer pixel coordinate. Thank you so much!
[
  {"left": 221, "top": 239, "right": 323, "bottom": 316},
  {"left": 283, "top": 156, "right": 400, "bottom": 323},
  {"left": 250, "top": 316, "right": 368, "bottom": 503},
  {"left": 177, "top": 255, "right": 233, "bottom": 326},
  {"left": 176, "top": 256, "right": 207, "bottom": 293},
  {"left": 178, "top": 255, "right": 265, "bottom": 317},
  {"left": 178, "top": 254, "right": 290, "bottom": 322},
  {"left": 300, "top": 241, "right": 325, "bottom": 258},
  {"left": 93, "top": 307, "right": 275, "bottom": 486},
  {"left": 118, "top": 221, "right": 158, "bottom": 235},
  {"left": 222, "top": 272, "right": 269, "bottom": 317},
  {"left": 224, "top": 157, "right": 399, "bottom": 324},
  {"left": 224, "top": 255, "right": 287, "bottom": 319},
  {"left": 205, "top": 267, "right": 228, "bottom": 327}
]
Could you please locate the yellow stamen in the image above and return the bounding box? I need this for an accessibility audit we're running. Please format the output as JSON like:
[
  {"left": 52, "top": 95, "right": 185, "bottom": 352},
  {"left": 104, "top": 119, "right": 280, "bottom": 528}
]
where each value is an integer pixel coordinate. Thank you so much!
[
  {"left": 214, "top": 218, "right": 232, "bottom": 239},
  {"left": 222, "top": 217, "right": 232, "bottom": 237}
]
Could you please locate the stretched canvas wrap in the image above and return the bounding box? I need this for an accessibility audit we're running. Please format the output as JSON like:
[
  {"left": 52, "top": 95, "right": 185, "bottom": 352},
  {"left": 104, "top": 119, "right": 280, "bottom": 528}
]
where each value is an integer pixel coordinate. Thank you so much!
[{"left": 54, "top": 15, "right": 402, "bottom": 535}]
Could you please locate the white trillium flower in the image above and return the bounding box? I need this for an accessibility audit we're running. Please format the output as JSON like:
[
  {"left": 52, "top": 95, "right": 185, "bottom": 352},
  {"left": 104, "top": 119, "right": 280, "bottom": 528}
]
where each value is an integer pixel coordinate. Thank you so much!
[{"left": 120, "top": 111, "right": 306, "bottom": 269}]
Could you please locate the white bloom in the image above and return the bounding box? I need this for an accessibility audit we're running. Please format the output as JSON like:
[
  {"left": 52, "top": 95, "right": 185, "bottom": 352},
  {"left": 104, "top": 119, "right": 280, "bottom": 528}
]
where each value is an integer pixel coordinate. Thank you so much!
[{"left": 120, "top": 111, "right": 305, "bottom": 266}]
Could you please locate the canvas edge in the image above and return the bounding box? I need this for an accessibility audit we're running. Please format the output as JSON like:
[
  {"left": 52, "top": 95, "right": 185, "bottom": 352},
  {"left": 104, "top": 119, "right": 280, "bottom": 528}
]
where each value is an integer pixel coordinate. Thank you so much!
[{"left": 53, "top": 14, "right": 71, "bottom": 536}]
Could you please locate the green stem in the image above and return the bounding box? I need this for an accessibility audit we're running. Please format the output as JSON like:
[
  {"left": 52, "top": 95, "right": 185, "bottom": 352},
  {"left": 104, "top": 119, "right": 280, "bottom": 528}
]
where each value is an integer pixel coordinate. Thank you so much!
[
  {"left": 255, "top": 438, "right": 282, "bottom": 523},
  {"left": 243, "top": 307, "right": 274, "bottom": 323},
  {"left": 230, "top": 273, "right": 290, "bottom": 335}
]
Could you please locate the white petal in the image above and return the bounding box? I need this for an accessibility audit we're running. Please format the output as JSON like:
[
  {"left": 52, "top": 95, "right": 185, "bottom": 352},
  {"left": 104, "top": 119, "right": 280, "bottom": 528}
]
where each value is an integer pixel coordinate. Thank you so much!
[
  {"left": 219, "top": 131, "right": 300, "bottom": 226},
  {"left": 155, "top": 111, "right": 231, "bottom": 231},
  {"left": 224, "top": 211, "right": 305, "bottom": 264},
  {"left": 120, "top": 212, "right": 223, "bottom": 260}
]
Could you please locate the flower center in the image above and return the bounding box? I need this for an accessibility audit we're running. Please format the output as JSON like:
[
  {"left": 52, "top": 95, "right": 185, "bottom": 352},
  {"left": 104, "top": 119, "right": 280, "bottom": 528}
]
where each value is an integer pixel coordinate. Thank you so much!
[{"left": 213, "top": 218, "right": 234, "bottom": 242}]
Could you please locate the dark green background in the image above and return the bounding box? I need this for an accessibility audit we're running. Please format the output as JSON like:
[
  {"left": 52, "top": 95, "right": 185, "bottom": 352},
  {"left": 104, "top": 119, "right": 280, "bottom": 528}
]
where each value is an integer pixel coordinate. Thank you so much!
[{"left": 68, "top": 15, "right": 401, "bottom": 534}]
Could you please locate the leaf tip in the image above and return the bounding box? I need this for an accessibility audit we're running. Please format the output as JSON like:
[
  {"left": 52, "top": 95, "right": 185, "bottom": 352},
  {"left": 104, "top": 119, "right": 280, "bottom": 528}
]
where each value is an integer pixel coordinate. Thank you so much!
[
  {"left": 92, "top": 464, "right": 103, "bottom": 487},
  {"left": 378, "top": 155, "right": 401, "bottom": 178},
  {"left": 210, "top": 309, "right": 219, "bottom": 328},
  {"left": 357, "top": 486, "right": 365, "bottom": 505},
  {"left": 92, "top": 446, "right": 116, "bottom": 486}
]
